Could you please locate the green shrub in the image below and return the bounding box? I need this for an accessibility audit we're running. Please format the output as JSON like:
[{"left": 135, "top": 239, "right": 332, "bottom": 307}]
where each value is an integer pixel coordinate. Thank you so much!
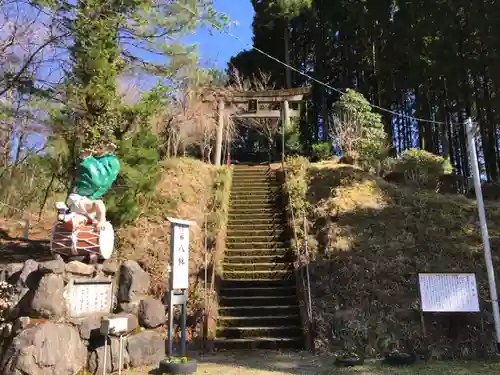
[
  {"left": 386, "top": 149, "right": 453, "bottom": 187},
  {"left": 312, "top": 142, "right": 331, "bottom": 161},
  {"left": 106, "top": 127, "right": 161, "bottom": 226}
]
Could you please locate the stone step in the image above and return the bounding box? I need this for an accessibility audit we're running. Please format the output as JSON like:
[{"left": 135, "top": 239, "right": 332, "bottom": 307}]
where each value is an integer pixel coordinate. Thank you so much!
[
  {"left": 229, "top": 207, "right": 282, "bottom": 214},
  {"left": 230, "top": 191, "right": 281, "bottom": 198},
  {"left": 220, "top": 285, "right": 297, "bottom": 298},
  {"left": 230, "top": 188, "right": 282, "bottom": 195},
  {"left": 226, "top": 234, "right": 288, "bottom": 244},
  {"left": 227, "top": 222, "right": 285, "bottom": 230},
  {"left": 226, "top": 231, "right": 289, "bottom": 244},
  {"left": 229, "top": 203, "right": 277, "bottom": 211},
  {"left": 229, "top": 198, "right": 282, "bottom": 207},
  {"left": 219, "top": 295, "right": 298, "bottom": 308},
  {"left": 222, "top": 269, "right": 294, "bottom": 280},
  {"left": 216, "top": 326, "right": 302, "bottom": 340},
  {"left": 213, "top": 337, "right": 303, "bottom": 350},
  {"left": 223, "top": 254, "right": 294, "bottom": 264},
  {"left": 223, "top": 262, "right": 294, "bottom": 273},
  {"left": 226, "top": 241, "right": 291, "bottom": 250},
  {"left": 231, "top": 182, "right": 281, "bottom": 190},
  {"left": 228, "top": 213, "right": 285, "bottom": 222},
  {"left": 228, "top": 218, "right": 286, "bottom": 226},
  {"left": 224, "top": 248, "right": 292, "bottom": 257},
  {"left": 227, "top": 228, "right": 287, "bottom": 238},
  {"left": 220, "top": 278, "right": 296, "bottom": 291},
  {"left": 218, "top": 314, "right": 301, "bottom": 328},
  {"left": 218, "top": 304, "right": 300, "bottom": 317}
]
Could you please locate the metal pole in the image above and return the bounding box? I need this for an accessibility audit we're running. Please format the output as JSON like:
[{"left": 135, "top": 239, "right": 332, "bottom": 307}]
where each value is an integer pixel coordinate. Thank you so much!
[
  {"left": 303, "top": 216, "right": 312, "bottom": 322},
  {"left": 465, "top": 117, "right": 500, "bottom": 351},
  {"left": 103, "top": 335, "right": 108, "bottom": 375},
  {"left": 181, "top": 298, "right": 187, "bottom": 356},
  {"left": 168, "top": 292, "right": 174, "bottom": 355}
]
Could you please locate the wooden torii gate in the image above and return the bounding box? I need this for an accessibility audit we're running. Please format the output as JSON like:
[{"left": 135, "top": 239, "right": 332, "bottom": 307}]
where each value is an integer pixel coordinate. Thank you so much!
[{"left": 203, "top": 87, "right": 310, "bottom": 165}]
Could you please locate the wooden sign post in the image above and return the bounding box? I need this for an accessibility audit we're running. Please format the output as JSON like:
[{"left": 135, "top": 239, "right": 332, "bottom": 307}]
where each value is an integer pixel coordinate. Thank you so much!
[{"left": 167, "top": 217, "right": 195, "bottom": 357}]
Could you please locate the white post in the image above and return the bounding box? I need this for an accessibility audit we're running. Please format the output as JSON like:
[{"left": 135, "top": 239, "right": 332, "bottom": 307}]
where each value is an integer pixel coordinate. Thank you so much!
[
  {"left": 466, "top": 117, "right": 500, "bottom": 350},
  {"left": 214, "top": 99, "right": 224, "bottom": 166}
]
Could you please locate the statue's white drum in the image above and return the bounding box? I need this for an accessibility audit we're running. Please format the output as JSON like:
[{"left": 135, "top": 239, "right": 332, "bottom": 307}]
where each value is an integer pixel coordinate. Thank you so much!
[{"left": 50, "top": 221, "right": 114, "bottom": 260}]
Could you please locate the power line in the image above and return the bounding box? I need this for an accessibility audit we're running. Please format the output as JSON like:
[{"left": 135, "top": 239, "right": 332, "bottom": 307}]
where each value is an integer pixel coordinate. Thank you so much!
[{"left": 174, "top": 1, "right": 452, "bottom": 126}]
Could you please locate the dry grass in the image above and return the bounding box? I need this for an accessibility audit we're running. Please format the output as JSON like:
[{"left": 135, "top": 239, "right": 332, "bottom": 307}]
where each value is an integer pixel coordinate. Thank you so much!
[
  {"left": 287, "top": 159, "right": 500, "bottom": 358},
  {"left": 123, "top": 351, "right": 500, "bottom": 375},
  {"left": 117, "top": 157, "right": 230, "bottom": 342},
  {"left": 118, "top": 158, "right": 215, "bottom": 296}
]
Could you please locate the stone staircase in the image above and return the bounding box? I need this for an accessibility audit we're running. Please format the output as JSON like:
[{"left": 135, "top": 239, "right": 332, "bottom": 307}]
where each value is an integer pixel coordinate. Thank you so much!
[{"left": 215, "top": 165, "right": 303, "bottom": 350}]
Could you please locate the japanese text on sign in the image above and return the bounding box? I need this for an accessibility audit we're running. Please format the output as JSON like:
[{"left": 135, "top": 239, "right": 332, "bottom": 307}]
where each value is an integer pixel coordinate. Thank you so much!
[
  {"left": 418, "top": 273, "right": 480, "bottom": 312},
  {"left": 172, "top": 224, "right": 190, "bottom": 289},
  {"left": 69, "top": 281, "right": 113, "bottom": 317}
]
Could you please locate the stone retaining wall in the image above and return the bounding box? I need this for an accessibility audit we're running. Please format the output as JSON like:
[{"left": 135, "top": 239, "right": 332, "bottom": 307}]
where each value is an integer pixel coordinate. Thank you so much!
[{"left": 0, "top": 257, "right": 168, "bottom": 375}]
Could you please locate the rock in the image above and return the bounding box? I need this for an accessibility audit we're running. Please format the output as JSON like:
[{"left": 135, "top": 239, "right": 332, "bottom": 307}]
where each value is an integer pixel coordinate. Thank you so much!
[
  {"left": 88, "top": 336, "right": 130, "bottom": 375},
  {"left": 139, "top": 298, "right": 166, "bottom": 328},
  {"left": 118, "top": 301, "right": 140, "bottom": 315},
  {"left": 0, "top": 263, "right": 23, "bottom": 283},
  {"left": 30, "top": 273, "right": 65, "bottom": 319},
  {"left": 73, "top": 315, "right": 102, "bottom": 340},
  {"left": 127, "top": 330, "right": 164, "bottom": 368},
  {"left": 102, "top": 260, "right": 119, "bottom": 274},
  {"left": 12, "top": 317, "right": 31, "bottom": 336},
  {"left": 17, "top": 259, "right": 40, "bottom": 289},
  {"left": 118, "top": 261, "right": 150, "bottom": 302},
  {"left": 65, "top": 261, "right": 95, "bottom": 276},
  {"left": 38, "top": 258, "right": 65, "bottom": 274},
  {"left": 0, "top": 322, "right": 86, "bottom": 375}
]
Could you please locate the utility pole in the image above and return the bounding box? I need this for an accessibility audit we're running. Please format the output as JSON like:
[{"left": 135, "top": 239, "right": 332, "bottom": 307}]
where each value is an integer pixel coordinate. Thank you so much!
[{"left": 466, "top": 117, "right": 500, "bottom": 352}]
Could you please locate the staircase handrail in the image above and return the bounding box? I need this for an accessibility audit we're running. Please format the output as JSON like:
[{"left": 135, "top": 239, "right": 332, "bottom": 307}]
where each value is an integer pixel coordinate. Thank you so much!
[{"left": 280, "top": 157, "right": 313, "bottom": 325}]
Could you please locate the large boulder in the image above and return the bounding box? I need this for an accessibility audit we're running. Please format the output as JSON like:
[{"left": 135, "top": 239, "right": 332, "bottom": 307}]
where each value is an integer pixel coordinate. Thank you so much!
[
  {"left": 88, "top": 336, "right": 130, "bottom": 375},
  {"left": 65, "top": 261, "right": 95, "bottom": 276},
  {"left": 0, "top": 322, "right": 86, "bottom": 375},
  {"left": 139, "top": 298, "right": 166, "bottom": 328},
  {"left": 118, "top": 261, "right": 150, "bottom": 302},
  {"left": 30, "top": 274, "right": 65, "bottom": 319},
  {"left": 38, "top": 257, "right": 65, "bottom": 275},
  {"left": 127, "top": 331, "right": 164, "bottom": 368},
  {"left": 17, "top": 260, "right": 40, "bottom": 289},
  {"left": 72, "top": 315, "right": 102, "bottom": 341}
]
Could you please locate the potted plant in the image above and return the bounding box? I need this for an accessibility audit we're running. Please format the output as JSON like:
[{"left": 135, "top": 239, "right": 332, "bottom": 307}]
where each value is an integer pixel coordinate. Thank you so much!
[{"left": 159, "top": 356, "right": 197, "bottom": 375}]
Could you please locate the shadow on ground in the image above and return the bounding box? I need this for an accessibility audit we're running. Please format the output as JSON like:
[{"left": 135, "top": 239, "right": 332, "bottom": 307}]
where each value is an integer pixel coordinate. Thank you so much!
[{"left": 0, "top": 237, "right": 52, "bottom": 264}]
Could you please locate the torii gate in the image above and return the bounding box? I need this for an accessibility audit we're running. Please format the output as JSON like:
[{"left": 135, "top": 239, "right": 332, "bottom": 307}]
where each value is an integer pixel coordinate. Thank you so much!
[{"left": 203, "top": 87, "right": 310, "bottom": 165}]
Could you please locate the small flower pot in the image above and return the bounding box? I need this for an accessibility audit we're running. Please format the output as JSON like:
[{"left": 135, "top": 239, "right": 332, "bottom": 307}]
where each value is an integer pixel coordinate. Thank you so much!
[{"left": 159, "top": 358, "right": 197, "bottom": 375}]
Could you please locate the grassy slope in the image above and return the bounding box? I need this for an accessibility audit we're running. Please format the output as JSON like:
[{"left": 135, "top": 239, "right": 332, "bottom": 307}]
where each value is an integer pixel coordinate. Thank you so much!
[
  {"left": 300, "top": 160, "right": 500, "bottom": 358},
  {"left": 114, "top": 157, "right": 230, "bottom": 341}
]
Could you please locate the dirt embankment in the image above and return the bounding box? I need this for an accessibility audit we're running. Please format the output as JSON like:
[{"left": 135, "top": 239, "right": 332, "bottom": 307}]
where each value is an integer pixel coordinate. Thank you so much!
[{"left": 288, "top": 159, "right": 500, "bottom": 359}]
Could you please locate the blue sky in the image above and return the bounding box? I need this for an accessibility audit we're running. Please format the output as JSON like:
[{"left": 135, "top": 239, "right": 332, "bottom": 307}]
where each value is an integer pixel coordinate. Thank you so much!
[{"left": 188, "top": 0, "right": 255, "bottom": 70}]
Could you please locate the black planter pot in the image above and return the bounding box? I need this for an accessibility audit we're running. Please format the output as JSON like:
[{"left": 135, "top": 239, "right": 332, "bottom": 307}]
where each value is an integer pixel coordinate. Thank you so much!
[
  {"left": 335, "top": 355, "right": 364, "bottom": 367},
  {"left": 159, "top": 358, "right": 197, "bottom": 374},
  {"left": 383, "top": 352, "right": 417, "bottom": 366}
]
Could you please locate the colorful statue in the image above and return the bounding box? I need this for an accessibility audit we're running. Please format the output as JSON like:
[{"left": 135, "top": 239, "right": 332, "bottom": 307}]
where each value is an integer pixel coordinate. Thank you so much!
[
  {"left": 51, "top": 144, "right": 120, "bottom": 262},
  {"left": 66, "top": 144, "right": 120, "bottom": 230}
]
